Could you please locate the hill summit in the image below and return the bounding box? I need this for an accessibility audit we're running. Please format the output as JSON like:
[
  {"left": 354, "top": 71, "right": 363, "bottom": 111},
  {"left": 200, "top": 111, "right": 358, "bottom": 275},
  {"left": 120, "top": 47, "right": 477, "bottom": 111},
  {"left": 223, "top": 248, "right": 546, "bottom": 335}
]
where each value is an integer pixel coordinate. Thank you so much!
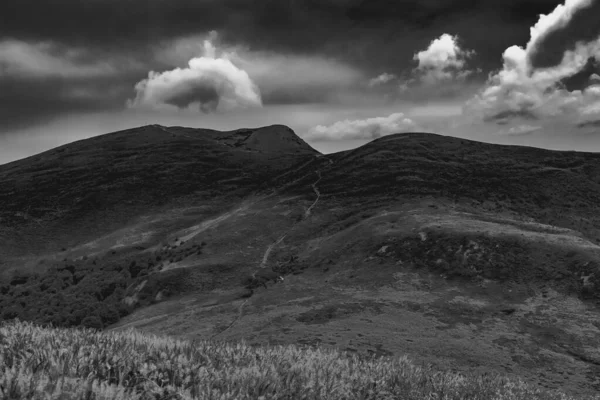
[{"left": 161, "top": 124, "right": 317, "bottom": 154}]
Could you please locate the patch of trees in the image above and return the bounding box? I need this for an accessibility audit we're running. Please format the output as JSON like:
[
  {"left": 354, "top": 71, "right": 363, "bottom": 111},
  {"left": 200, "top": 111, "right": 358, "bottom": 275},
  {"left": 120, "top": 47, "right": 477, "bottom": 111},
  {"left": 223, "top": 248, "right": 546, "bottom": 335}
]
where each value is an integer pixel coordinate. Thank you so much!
[
  {"left": 158, "top": 242, "right": 206, "bottom": 266},
  {"left": 392, "top": 231, "right": 600, "bottom": 302},
  {"left": 0, "top": 256, "right": 158, "bottom": 329},
  {"left": 11, "top": 240, "right": 216, "bottom": 327},
  {"left": 393, "top": 232, "right": 530, "bottom": 281},
  {"left": 0, "top": 244, "right": 208, "bottom": 329},
  {"left": 134, "top": 268, "right": 192, "bottom": 306}
]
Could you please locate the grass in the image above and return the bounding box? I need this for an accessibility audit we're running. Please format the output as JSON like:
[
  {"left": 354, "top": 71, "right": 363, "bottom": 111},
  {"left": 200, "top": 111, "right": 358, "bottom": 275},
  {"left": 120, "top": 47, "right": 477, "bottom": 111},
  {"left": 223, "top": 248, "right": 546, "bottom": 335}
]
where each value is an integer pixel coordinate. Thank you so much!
[{"left": 1, "top": 320, "right": 597, "bottom": 400}]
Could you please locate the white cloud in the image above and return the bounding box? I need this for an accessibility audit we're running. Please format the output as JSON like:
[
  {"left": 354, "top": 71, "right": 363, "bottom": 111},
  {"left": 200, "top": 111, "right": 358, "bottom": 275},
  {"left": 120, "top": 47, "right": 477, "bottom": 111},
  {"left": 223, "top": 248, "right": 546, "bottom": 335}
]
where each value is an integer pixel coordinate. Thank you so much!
[
  {"left": 154, "top": 34, "right": 364, "bottom": 105},
  {"left": 464, "top": 0, "right": 600, "bottom": 124},
  {"left": 368, "top": 73, "right": 396, "bottom": 87},
  {"left": 128, "top": 36, "right": 262, "bottom": 113},
  {"left": 389, "top": 34, "right": 478, "bottom": 101},
  {"left": 527, "top": 0, "right": 594, "bottom": 57},
  {"left": 591, "top": 73, "right": 600, "bottom": 82},
  {"left": 305, "top": 112, "right": 419, "bottom": 141},
  {"left": 412, "top": 34, "right": 476, "bottom": 85},
  {"left": 231, "top": 52, "right": 363, "bottom": 104},
  {"left": 500, "top": 124, "right": 543, "bottom": 136},
  {"left": 0, "top": 39, "right": 118, "bottom": 79}
]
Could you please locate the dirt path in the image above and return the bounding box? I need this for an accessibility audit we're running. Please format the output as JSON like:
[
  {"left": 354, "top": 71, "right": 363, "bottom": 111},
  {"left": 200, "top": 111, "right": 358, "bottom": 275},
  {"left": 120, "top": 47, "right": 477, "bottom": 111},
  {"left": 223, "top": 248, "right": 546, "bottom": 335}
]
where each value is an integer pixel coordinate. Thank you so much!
[
  {"left": 212, "top": 157, "right": 333, "bottom": 339},
  {"left": 178, "top": 204, "right": 248, "bottom": 243},
  {"left": 253, "top": 234, "right": 287, "bottom": 277},
  {"left": 304, "top": 170, "right": 322, "bottom": 218},
  {"left": 210, "top": 297, "right": 251, "bottom": 339},
  {"left": 257, "top": 157, "right": 331, "bottom": 273},
  {"left": 269, "top": 157, "right": 317, "bottom": 186},
  {"left": 268, "top": 154, "right": 334, "bottom": 197}
]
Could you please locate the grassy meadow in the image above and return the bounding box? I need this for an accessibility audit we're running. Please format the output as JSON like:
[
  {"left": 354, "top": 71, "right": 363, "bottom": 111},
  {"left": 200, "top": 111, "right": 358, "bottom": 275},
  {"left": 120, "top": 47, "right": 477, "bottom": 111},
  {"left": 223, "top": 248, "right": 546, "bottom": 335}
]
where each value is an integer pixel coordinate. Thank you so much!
[{"left": 1, "top": 320, "right": 597, "bottom": 400}]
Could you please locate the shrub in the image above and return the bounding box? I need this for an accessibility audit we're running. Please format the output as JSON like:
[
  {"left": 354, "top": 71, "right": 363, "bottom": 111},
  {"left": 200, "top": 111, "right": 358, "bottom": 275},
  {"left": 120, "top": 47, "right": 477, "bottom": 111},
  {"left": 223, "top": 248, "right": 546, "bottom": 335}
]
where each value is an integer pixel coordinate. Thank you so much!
[
  {"left": 0, "top": 257, "right": 135, "bottom": 329},
  {"left": 81, "top": 315, "right": 103, "bottom": 330}
]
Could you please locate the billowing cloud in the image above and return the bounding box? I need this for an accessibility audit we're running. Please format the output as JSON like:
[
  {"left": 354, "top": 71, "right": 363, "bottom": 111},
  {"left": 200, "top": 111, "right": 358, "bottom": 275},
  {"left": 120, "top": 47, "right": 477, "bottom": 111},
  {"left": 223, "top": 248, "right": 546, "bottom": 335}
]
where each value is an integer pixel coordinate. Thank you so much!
[
  {"left": 0, "top": 0, "right": 572, "bottom": 78},
  {"left": 156, "top": 35, "right": 364, "bottom": 105},
  {"left": 305, "top": 113, "right": 419, "bottom": 141},
  {"left": 465, "top": 0, "right": 600, "bottom": 125},
  {"left": 412, "top": 34, "right": 476, "bottom": 85},
  {"left": 0, "top": 39, "right": 118, "bottom": 79},
  {"left": 128, "top": 37, "right": 262, "bottom": 112},
  {"left": 527, "top": 0, "right": 600, "bottom": 69},
  {"left": 3, "top": 0, "right": 589, "bottom": 136},
  {"left": 385, "top": 34, "right": 479, "bottom": 102}
]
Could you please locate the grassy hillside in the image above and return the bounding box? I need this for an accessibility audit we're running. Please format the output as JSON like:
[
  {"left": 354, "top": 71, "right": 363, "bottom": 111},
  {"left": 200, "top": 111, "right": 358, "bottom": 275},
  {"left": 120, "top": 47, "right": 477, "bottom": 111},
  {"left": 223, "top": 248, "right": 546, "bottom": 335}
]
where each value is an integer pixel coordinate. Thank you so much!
[
  {"left": 314, "top": 132, "right": 600, "bottom": 240},
  {"left": 1, "top": 320, "right": 597, "bottom": 400},
  {"left": 0, "top": 124, "right": 317, "bottom": 257},
  {"left": 4, "top": 126, "right": 600, "bottom": 395}
]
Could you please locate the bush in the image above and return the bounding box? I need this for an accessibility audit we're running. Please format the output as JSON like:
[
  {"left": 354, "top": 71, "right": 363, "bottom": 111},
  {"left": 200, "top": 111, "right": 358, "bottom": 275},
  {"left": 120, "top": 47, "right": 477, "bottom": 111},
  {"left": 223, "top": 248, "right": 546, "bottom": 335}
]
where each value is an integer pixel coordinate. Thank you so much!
[
  {"left": 0, "top": 258, "right": 135, "bottom": 329},
  {"left": 81, "top": 315, "right": 103, "bottom": 330},
  {"left": 2, "top": 306, "right": 21, "bottom": 320}
]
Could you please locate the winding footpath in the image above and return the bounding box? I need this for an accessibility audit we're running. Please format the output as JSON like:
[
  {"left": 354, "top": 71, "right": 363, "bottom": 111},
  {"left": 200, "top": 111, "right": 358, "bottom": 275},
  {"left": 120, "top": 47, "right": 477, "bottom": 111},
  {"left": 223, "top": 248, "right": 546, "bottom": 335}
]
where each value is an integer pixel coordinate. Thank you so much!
[
  {"left": 209, "top": 297, "right": 251, "bottom": 340},
  {"left": 304, "top": 170, "right": 323, "bottom": 218},
  {"left": 254, "top": 234, "right": 288, "bottom": 277},
  {"left": 211, "top": 157, "right": 333, "bottom": 340}
]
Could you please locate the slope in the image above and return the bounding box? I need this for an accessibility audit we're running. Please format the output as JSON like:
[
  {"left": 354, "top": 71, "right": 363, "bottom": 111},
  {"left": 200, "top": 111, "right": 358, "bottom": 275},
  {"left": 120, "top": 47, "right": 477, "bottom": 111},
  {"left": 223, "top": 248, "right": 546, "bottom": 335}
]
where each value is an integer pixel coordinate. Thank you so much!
[
  {"left": 3, "top": 127, "right": 600, "bottom": 395},
  {"left": 0, "top": 124, "right": 318, "bottom": 259}
]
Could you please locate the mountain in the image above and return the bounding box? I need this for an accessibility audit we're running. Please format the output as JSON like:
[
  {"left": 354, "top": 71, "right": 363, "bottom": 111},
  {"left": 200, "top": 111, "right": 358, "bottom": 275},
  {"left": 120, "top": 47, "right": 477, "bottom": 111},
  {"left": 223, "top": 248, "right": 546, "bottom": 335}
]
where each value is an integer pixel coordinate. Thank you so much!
[
  {"left": 2, "top": 125, "right": 600, "bottom": 396},
  {"left": 0, "top": 124, "right": 317, "bottom": 257}
]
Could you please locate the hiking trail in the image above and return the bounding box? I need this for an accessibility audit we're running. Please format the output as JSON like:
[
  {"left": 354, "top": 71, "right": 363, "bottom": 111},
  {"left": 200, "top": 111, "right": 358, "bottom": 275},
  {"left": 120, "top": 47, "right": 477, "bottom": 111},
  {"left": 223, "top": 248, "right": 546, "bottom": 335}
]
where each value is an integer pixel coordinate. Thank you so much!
[
  {"left": 304, "top": 170, "right": 322, "bottom": 218},
  {"left": 212, "top": 157, "right": 333, "bottom": 339}
]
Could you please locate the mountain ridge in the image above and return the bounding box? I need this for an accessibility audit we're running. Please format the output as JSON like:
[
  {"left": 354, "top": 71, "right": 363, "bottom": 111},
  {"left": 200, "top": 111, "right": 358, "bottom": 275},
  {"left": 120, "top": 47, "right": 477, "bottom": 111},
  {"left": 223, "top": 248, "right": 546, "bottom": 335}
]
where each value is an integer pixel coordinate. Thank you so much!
[{"left": 2, "top": 123, "right": 600, "bottom": 395}]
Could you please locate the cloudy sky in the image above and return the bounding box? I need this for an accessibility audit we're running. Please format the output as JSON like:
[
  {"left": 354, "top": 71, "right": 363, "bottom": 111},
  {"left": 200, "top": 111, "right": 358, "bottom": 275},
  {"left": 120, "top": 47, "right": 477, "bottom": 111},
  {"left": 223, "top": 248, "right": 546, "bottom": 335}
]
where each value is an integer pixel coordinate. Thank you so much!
[{"left": 1, "top": 0, "right": 600, "bottom": 164}]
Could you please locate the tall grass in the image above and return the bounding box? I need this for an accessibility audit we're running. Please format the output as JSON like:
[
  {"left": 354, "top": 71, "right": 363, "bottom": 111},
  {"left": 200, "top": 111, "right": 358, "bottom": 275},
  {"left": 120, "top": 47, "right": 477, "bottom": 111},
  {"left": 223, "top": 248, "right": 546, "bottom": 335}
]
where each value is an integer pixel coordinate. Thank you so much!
[{"left": 0, "top": 320, "right": 595, "bottom": 400}]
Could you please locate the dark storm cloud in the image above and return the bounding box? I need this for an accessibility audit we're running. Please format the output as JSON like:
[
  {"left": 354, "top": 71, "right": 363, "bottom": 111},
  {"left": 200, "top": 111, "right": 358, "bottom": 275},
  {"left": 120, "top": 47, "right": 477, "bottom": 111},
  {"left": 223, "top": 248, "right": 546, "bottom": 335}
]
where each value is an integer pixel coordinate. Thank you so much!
[
  {"left": 0, "top": 0, "right": 567, "bottom": 72},
  {"left": 528, "top": 0, "right": 600, "bottom": 69},
  {"left": 577, "top": 119, "right": 600, "bottom": 128},
  {"left": 0, "top": 38, "right": 142, "bottom": 131},
  {"left": 0, "top": 0, "right": 220, "bottom": 47},
  {"left": 0, "top": 0, "right": 573, "bottom": 132},
  {"left": 0, "top": 78, "right": 126, "bottom": 131}
]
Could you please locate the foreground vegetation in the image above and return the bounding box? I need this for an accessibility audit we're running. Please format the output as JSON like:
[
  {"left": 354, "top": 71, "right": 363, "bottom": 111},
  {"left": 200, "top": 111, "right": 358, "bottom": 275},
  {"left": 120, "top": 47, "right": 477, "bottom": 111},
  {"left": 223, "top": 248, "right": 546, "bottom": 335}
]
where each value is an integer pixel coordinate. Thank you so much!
[
  {"left": 1, "top": 321, "right": 596, "bottom": 400},
  {"left": 0, "top": 241, "right": 209, "bottom": 329}
]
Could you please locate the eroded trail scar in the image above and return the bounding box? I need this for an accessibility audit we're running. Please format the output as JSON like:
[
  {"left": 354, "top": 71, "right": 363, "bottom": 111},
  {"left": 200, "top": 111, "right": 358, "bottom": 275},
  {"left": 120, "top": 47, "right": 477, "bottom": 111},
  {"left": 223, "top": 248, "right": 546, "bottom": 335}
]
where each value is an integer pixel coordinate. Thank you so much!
[
  {"left": 255, "top": 234, "right": 287, "bottom": 276},
  {"left": 210, "top": 298, "right": 250, "bottom": 339},
  {"left": 179, "top": 205, "right": 248, "bottom": 243},
  {"left": 213, "top": 157, "right": 333, "bottom": 339},
  {"left": 304, "top": 170, "right": 322, "bottom": 218}
]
